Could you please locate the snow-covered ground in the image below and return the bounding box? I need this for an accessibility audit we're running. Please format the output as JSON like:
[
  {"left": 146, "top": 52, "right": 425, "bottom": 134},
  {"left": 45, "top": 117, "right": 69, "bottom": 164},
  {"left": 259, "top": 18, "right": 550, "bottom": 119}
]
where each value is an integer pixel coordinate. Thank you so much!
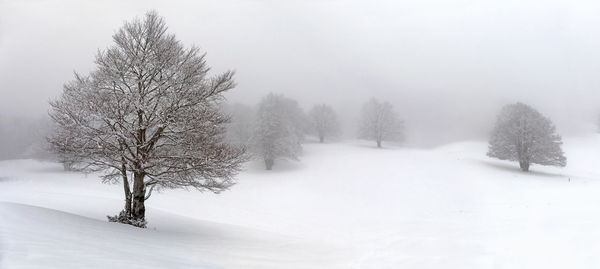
[{"left": 2, "top": 136, "right": 600, "bottom": 268}]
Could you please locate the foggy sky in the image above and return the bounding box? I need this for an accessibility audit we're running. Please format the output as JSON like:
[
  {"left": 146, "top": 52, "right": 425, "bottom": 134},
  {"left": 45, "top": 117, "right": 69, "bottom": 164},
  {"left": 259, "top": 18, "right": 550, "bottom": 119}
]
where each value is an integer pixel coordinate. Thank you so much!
[{"left": 2, "top": 0, "right": 600, "bottom": 146}]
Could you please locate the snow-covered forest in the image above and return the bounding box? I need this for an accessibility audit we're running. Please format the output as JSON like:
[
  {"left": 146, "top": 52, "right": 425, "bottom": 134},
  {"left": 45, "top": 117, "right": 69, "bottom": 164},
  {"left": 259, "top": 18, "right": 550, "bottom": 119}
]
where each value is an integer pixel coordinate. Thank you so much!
[{"left": 2, "top": 1, "right": 600, "bottom": 268}]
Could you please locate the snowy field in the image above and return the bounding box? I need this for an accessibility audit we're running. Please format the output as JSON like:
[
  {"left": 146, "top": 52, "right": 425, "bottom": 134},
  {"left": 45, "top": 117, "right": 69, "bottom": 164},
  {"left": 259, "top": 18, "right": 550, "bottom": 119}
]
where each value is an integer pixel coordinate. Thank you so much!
[{"left": 2, "top": 136, "right": 600, "bottom": 268}]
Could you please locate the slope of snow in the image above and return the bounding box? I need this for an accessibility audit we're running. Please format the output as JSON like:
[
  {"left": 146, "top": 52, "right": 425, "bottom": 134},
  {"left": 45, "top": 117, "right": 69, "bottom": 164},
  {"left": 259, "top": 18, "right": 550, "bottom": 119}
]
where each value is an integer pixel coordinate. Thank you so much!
[
  {"left": 2, "top": 136, "right": 600, "bottom": 268},
  {"left": 0, "top": 202, "right": 346, "bottom": 269}
]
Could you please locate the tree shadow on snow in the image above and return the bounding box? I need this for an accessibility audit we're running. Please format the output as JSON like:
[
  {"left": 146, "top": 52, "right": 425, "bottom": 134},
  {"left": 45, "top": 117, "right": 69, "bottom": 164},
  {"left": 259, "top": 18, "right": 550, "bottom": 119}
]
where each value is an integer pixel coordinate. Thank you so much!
[
  {"left": 353, "top": 142, "right": 404, "bottom": 150},
  {"left": 476, "top": 159, "right": 569, "bottom": 179}
]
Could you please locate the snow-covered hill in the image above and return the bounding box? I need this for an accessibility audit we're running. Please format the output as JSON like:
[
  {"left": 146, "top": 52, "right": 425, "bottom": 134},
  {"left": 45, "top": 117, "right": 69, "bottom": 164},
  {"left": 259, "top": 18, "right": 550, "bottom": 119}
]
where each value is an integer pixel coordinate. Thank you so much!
[{"left": 2, "top": 136, "right": 600, "bottom": 268}]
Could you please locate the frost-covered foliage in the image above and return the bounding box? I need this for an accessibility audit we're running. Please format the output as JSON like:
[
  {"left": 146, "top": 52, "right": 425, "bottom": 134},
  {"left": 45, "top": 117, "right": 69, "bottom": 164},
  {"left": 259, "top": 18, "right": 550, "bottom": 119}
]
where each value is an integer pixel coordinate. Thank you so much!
[
  {"left": 358, "top": 98, "right": 404, "bottom": 148},
  {"left": 223, "top": 103, "right": 255, "bottom": 148},
  {"left": 309, "top": 104, "right": 341, "bottom": 143},
  {"left": 48, "top": 11, "right": 247, "bottom": 225},
  {"left": 251, "top": 93, "right": 304, "bottom": 170},
  {"left": 107, "top": 210, "right": 147, "bottom": 228},
  {"left": 487, "top": 102, "right": 566, "bottom": 172}
]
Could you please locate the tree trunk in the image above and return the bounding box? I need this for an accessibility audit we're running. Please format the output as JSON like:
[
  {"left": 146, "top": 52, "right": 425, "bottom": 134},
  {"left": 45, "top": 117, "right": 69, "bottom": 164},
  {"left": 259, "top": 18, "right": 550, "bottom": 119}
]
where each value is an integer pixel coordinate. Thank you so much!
[
  {"left": 265, "top": 158, "right": 274, "bottom": 170},
  {"left": 376, "top": 139, "right": 382, "bottom": 148},
  {"left": 118, "top": 143, "right": 132, "bottom": 217},
  {"left": 121, "top": 168, "right": 132, "bottom": 217},
  {"left": 131, "top": 172, "right": 146, "bottom": 221},
  {"left": 519, "top": 160, "right": 530, "bottom": 172},
  {"left": 62, "top": 162, "right": 72, "bottom": 171},
  {"left": 319, "top": 135, "right": 324, "bottom": 143}
]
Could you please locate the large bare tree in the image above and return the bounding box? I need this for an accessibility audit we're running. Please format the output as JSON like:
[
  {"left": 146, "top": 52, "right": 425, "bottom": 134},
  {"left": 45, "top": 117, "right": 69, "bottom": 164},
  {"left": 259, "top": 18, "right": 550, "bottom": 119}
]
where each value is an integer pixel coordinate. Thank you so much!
[{"left": 48, "top": 12, "right": 246, "bottom": 226}]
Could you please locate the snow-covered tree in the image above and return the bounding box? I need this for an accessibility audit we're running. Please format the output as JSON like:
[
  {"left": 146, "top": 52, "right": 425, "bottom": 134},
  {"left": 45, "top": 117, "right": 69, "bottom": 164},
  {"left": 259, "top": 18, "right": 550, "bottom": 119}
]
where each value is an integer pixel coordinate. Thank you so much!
[
  {"left": 48, "top": 12, "right": 246, "bottom": 226},
  {"left": 487, "top": 102, "right": 566, "bottom": 172},
  {"left": 251, "top": 93, "right": 303, "bottom": 170},
  {"left": 309, "top": 104, "right": 341, "bottom": 143},
  {"left": 358, "top": 98, "right": 404, "bottom": 148}
]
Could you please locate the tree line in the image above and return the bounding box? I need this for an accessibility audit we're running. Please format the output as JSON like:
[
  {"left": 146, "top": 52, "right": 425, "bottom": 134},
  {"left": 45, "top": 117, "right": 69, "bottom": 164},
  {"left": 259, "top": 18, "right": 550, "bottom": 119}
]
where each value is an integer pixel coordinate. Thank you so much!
[{"left": 224, "top": 95, "right": 405, "bottom": 170}]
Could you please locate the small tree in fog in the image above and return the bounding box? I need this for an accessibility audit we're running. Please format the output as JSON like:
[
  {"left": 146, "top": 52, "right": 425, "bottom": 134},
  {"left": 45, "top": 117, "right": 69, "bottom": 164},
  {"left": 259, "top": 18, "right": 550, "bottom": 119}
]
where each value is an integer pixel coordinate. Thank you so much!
[
  {"left": 48, "top": 12, "right": 246, "bottom": 227},
  {"left": 487, "top": 102, "right": 566, "bottom": 172},
  {"left": 309, "top": 104, "right": 341, "bottom": 143},
  {"left": 224, "top": 103, "right": 255, "bottom": 147},
  {"left": 251, "top": 93, "right": 303, "bottom": 170},
  {"left": 358, "top": 98, "right": 404, "bottom": 148}
]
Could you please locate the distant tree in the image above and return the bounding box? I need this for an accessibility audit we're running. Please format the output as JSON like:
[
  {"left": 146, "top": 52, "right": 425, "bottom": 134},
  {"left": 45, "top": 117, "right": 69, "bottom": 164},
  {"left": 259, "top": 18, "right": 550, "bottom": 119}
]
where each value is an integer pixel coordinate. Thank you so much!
[
  {"left": 223, "top": 103, "right": 255, "bottom": 148},
  {"left": 48, "top": 12, "right": 246, "bottom": 227},
  {"left": 487, "top": 102, "right": 566, "bottom": 172},
  {"left": 0, "top": 116, "right": 51, "bottom": 160},
  {"left": 358, "top": 98, "right": 404, "bottom": 148},
  {"left": 251, "top": 93, "right": 303, "bottom": 170},
  {"left": 309, "top": 104, "right": 341, "bottom": 143}
]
